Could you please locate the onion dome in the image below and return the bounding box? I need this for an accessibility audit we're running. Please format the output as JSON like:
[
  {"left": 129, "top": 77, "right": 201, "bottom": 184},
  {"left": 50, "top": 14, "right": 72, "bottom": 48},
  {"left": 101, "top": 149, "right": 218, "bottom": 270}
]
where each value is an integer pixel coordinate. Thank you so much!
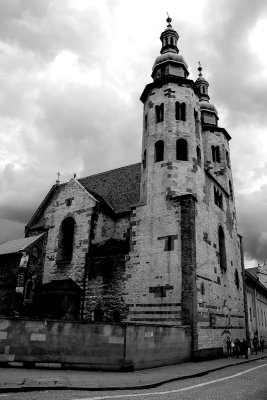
[{"left": 152, "top": 16, "right": 189, "bottom": 80}]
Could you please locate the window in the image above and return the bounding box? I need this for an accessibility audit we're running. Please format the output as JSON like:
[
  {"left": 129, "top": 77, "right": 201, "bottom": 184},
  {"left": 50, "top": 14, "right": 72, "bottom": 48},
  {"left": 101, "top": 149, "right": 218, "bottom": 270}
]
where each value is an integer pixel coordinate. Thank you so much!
[
  {"left": 201, "top": 282, "right": 205, "bottom": 295},
  {"left": 142, "top": 150, "right": 147, "bottom": 170},
  {"left": 170, "top": 37, "right": 174, "bottom": 46},
  {"left": 144, "top": 115, "right": 148, "bottom": 130},
  {"left": 250, "top": 307, "right": 252, "bottom": 322},
  {"left": 218, "top": 226, "right": 227, "bottom": 270},
  {"left": 155, "top": 140, "right": 164, "bottom": 162},
  {"left": 65, "top": 198, "right": 73, "bottom": 207},
  {"left": 226, "top": 150, "right": 230, "bottom": 168},
  {"left": 24, "top": 278, "right": 33, "bottom": 303},
  {"left": 175, "top": 102, "right": 186, "bottom": 121},
  {"left": 235, "top": 269, "right": 240, "bottom": 288},
  {"left": 194, "top": 110, "right": 199, "bottom": 134},
  {"left": 229, "top": 181, "right": 233, "bottom": 200},
  {"left": 176, "top": 139, "right": 188, "bottom": 161},
  {"left": 197, "top": 146, "right": 201, "bottom": 166},
  {"left": 57, "top": 217, "right": 75, "bottom": 262},
  {"left": 155, "top": 103, "right": 164, "bottom": 123},
  {"left": 214, "top": 187, "right": 223, "bottom": 209},
  {"left": 212, "top": 145, "right": 221, "bottom": 163},
  {"left": 164, "top": 236, "right": 174, "bottom": 251}
]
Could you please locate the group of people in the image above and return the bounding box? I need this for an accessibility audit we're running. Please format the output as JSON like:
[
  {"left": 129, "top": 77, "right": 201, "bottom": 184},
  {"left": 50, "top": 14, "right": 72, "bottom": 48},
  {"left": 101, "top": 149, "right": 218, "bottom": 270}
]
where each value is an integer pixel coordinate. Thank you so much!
[{"left": 226, "top": 335, "right": 265, "bottom": 359}]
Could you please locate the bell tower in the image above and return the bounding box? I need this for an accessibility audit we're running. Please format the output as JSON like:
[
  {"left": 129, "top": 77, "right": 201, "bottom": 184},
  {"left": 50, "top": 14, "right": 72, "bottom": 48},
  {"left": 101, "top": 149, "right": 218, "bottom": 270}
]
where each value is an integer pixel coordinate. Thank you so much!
[{"left": 140, "top": 16, "right": 202, "bottom": 205}]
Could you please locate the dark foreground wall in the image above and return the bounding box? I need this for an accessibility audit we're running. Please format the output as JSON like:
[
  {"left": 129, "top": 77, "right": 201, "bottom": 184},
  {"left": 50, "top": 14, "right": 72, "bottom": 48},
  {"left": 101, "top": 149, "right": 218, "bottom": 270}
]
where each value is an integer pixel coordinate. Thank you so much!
[{"left": 0, "top": 318, "right": 191, "bottom": 370}]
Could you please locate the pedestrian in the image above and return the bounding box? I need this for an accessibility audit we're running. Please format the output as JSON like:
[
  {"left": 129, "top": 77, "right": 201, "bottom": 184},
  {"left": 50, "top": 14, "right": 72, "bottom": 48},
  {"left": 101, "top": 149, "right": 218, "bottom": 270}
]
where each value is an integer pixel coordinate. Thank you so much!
[
  {"left": 235, "top": 338, "right": 241, "bottom": 358},
  {"left": 242, "top": 338, "right": 249, "bottom": 359},
  {"left": 260, "top": 336, "right": 265, "bottom": 352},
  {"left": 253, "top": 335, "right": 258, "bottom": 355},
  {"left": 226, "top": 336, "right": 231, "bottom": 357}
]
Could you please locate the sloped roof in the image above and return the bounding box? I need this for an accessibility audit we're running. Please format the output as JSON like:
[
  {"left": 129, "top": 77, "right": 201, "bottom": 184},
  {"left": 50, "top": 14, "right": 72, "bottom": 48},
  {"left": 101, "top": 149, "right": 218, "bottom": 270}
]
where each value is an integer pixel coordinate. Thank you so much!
[
  {"left": 0, "top": 234, "right": 43, "bottom": 255},
  {"left": 78, "top": 163, "right": 141, "bottom": 214},
  {"left": 246, "top": 267, "right": 258, "bottom": 280},
  {"left": 26, "top": 163, "right": 141, "bottom": 230}
]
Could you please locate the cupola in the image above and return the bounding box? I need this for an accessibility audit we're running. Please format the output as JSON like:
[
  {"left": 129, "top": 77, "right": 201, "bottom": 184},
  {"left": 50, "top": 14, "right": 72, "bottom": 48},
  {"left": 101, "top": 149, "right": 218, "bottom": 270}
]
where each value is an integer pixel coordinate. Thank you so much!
[
  {"left": 195, "top": 63, "right": 218, "bottom": 126},
  {"left": 152, "top": 16, "right": 189, "bottom": 81}
]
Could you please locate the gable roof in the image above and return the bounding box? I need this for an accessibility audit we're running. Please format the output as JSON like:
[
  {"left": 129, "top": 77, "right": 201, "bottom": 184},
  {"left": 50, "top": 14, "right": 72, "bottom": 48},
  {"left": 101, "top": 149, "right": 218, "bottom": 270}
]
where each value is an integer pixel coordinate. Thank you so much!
[
  {"left": 0, "top": 234, "right": 44, "bottom": 255},
  {"left": 78, "top": 163, "right": 141, "bottom": 214},
  {"left": 26, "top": 163, "right": 141, "bottom": 230}
]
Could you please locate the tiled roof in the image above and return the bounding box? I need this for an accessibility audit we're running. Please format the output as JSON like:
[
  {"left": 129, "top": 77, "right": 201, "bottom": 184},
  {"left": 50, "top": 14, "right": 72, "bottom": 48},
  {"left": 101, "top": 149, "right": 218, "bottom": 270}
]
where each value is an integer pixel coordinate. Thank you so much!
[
  {"left": 0, "top": 234, "right": 43, "bottom": 255},
  {"left": 78, "top": 163, "right": 141, "bottom": 214}
]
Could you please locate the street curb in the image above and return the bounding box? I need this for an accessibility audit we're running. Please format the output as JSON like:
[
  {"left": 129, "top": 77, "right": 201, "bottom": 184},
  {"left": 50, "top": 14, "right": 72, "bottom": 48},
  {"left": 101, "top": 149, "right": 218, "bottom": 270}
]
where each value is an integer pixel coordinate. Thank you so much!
[{"left": 0, "top": 356, "right": 266, "bottom": 393}]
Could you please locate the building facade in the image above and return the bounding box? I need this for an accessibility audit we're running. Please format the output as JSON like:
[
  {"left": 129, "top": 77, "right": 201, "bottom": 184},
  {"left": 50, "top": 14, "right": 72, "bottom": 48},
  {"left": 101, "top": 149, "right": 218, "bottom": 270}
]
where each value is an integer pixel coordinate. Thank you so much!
[
  {"left": 246, "top": 268, "right": 267, "bottom": 347},
  {"left": 0, "top": 18, "right": 246, "bottom": 356}
]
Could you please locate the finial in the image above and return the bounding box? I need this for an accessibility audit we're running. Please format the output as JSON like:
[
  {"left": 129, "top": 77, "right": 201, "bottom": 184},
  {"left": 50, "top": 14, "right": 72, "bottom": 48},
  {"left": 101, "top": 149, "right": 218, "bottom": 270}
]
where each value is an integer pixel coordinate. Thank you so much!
[
  {"left": 56, "top": 172, "right": 60, "bottom": 184},
  {"left": 166, "top": 12, "right": 172, "bottom": 28},
  {"left": 198, "top": 61, "right": 202, "bottom": 76}
]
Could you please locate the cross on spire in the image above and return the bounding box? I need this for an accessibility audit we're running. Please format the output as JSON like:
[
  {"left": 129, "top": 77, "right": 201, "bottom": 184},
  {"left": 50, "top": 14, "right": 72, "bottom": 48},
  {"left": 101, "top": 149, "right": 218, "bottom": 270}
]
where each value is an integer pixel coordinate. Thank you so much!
[{"left": 56, "top": 172, "right": 60, "bottom": 184}]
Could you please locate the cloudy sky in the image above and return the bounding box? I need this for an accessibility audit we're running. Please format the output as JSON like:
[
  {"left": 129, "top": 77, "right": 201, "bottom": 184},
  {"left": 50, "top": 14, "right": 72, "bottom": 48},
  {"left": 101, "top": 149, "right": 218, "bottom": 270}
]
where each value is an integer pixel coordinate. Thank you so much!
[{"left": 0, "top": 0, "right": 267, "bottom": 267}]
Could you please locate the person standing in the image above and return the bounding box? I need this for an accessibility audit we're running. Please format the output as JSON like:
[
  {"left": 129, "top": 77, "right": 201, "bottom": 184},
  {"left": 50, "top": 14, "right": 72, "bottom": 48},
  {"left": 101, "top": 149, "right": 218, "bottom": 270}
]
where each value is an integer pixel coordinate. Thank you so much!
[
  {"left": 242, "top": 338, "right": 249, "bottom": 359},
  {"left": 253, "top": 335, "right": 258, "bottom": 355},
  {"left": 226, "top": 336, "right": 231, "bottom": 357}
]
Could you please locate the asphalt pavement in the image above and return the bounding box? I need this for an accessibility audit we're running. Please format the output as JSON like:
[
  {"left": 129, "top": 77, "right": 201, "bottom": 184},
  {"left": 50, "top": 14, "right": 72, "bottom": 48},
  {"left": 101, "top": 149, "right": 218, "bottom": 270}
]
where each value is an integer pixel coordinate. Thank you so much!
[{"left": 0, "top": 352, "right": 266, "bottom": 393}]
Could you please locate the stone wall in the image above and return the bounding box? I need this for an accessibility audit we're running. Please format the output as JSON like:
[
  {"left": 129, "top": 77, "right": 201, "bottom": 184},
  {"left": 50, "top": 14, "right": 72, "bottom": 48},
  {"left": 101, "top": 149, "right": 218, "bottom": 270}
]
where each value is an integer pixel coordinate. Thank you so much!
[{"left": 0, "top": 318, "right": 191, "bottom": 370}]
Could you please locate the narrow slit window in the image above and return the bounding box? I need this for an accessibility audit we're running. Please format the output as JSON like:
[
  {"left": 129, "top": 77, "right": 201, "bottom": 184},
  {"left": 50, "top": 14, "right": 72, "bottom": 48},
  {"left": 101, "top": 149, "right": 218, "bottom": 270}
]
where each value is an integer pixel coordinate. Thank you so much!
[
  {"left": 155, "top": 103, "right": 164, "bottom": 123},
  {"left": 218, "top": 226, "right": 227, "bottom": 270}
]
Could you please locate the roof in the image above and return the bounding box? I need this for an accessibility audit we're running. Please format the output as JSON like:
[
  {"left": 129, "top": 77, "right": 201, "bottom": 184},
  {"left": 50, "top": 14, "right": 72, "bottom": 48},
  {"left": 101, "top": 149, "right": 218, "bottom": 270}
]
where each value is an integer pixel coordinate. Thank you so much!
[
  {"left": 0, "top": 234, "right": 43, "bottom": 255},
  {"left": 78, "top": 163, "right": 141, "bottom": 214},
  {"left": 26, "top": 163, "right": 141, "bottom": 230},
  {"left": 246, "top": 267, "right": 258, "bottom": 280}
]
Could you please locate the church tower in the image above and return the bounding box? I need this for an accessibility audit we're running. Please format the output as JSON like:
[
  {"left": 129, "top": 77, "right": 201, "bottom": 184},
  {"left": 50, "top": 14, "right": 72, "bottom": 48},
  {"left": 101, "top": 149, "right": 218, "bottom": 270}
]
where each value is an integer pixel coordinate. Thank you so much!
[{"left": 126, "top": 18, "right": 246, "bottom": 357}]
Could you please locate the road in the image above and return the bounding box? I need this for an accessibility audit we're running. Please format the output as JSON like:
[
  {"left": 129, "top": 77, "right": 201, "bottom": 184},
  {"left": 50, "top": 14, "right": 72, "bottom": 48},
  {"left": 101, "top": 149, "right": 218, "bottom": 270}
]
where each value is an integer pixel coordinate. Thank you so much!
[{"left": 1, "top": 360, "right": 267, "bottom": 400}]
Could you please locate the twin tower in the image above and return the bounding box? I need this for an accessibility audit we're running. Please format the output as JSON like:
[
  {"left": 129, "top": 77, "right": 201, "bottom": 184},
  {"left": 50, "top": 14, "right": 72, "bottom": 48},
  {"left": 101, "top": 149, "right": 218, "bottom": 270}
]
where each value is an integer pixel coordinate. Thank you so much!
[{"left": 125, "top": 18, "right": 246, "bottom": 353}]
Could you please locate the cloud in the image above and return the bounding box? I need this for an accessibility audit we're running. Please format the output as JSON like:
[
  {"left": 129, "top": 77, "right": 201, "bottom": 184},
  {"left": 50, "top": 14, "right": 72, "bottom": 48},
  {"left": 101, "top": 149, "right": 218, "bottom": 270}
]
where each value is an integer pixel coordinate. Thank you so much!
[
  {"left": 236, "top": 185, "right": 267, "bottom": 263},
  {"left": 0, "top": 0, "right": 267, "bottom": 268}
]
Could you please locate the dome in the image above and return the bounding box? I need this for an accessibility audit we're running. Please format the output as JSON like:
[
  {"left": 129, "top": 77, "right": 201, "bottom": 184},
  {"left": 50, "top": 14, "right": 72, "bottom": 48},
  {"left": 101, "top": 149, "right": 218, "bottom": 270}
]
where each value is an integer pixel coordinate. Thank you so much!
[
  {"left": 152, "top": 52, "right": 188, "bottom": 71},
  {"left": 199, "top": 100, "right": 218, "bottom": 115}
]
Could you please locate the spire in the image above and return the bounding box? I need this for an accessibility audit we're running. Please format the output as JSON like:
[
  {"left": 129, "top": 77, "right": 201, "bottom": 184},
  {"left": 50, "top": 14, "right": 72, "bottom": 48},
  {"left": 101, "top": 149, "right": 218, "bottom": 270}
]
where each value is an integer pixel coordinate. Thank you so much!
[
  {"left": 160, "top": 15, "right": 179, "bottom": 55},
  {"left": 195, "top": 62, "right": 210, "bottom": 102}
]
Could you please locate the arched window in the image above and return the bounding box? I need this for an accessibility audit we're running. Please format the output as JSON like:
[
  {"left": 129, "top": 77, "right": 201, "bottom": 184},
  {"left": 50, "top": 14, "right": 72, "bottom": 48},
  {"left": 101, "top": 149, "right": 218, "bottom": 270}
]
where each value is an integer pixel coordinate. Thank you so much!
[
  {"left": 229, "top": 180, "right": 233, "bottom": 200},
  {"left": 155, "top": 103, "right": 164, "bottom": 123},
  {"left": 181, "top": 103, "right": 186, "bottom": 121},
  {"left": 197, "top": 146, "right": 201, "bottom": 166},
  {"left": 24, "top": 279, "right": 33, "bottom": 303},
  {"left": 235, "top": 269, "right": 240, "bottom": 288},
  {"left": 218, "top": 226, "right": 227, "bottom": 270},
  {"left": 57, "top": 217, "right": 75, "bottom": 262},
  {"left": 226, "top": 150, "right": 230, "bottom": 168},
  {"left": 176, "top": 139, "right": 188, "bottom": 161},
  {"left": 155, "top": 140, "right": 164, "bottom": 162},
  {"left": 216, "top": 146, "right": 220, "bottom": 162},
  {"left": 211, "top": 145, "right": 220, "bottom": 162},
  {"left": 142, "top": 150, "right": 147, "bottom": 169}
]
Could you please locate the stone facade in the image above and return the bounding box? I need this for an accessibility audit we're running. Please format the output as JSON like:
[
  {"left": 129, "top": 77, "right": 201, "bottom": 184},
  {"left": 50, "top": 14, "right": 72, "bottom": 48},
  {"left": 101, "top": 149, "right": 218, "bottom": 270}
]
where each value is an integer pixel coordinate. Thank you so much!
[{"left": 0, "top": 19, "right": 246, "bottom": 356}]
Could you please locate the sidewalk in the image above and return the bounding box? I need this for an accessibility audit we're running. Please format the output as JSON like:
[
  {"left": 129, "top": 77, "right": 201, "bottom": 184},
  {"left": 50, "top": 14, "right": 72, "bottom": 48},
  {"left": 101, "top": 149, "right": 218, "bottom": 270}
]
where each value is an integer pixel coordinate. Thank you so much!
[{"left": 0, "top": 352, "right": 266, "bottom": 393}]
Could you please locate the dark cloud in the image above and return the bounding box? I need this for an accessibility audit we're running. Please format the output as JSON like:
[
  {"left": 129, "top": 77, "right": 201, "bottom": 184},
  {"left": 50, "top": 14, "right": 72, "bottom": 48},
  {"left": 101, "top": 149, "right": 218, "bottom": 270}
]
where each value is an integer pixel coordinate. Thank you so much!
[
  {"left": 236, "top": 185, "right": 267, "bottom": 263},
  {"left": 0, "top": 0, "right": 267, "bottom": 269}
]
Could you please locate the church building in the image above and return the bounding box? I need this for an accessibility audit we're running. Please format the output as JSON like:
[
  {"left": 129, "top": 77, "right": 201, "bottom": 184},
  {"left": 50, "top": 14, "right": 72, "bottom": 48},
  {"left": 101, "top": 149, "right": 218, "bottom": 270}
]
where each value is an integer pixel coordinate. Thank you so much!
[{"left": 0, "top": 18, "right": 246, "bottom": 355}]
